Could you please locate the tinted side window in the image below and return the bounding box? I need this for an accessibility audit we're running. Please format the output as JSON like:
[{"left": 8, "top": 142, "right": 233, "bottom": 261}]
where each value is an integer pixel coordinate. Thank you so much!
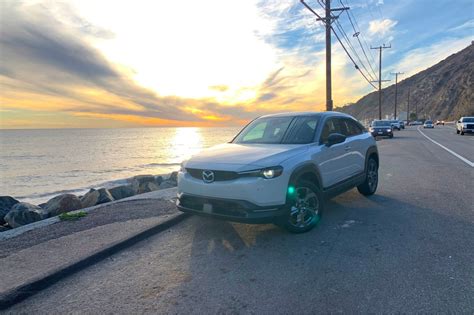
[
  {"left": 284, "top": 117, "right": 319, "bottom": 144},
  {"left": 343, "top": 118, "right": 364, "bottom": 137},
  {"left": 320, "top": 118, "right": 346, "bottom": 143}
]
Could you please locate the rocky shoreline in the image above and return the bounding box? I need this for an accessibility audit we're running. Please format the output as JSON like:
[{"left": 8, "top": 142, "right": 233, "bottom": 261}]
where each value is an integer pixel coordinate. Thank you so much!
[{"left": 0, "top": 171, "right": 178, "bottom": 232}]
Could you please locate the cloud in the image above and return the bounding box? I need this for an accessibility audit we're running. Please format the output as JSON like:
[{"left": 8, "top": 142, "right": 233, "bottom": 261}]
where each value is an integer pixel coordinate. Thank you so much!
[
  {"left": 0, "top": 1, "right": 278, "bottom": 126},
  {"left": 449, "top": 19, "right": 474, "bottom": 32},
  {"left": 369, "top": 19, "right": 398, "bottom": 36}
]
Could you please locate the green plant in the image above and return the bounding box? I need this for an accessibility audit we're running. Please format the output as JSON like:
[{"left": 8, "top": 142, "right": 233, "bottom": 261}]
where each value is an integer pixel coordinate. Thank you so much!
[{"left": 59, "top": 211, "right": 87, "bottom": 221}]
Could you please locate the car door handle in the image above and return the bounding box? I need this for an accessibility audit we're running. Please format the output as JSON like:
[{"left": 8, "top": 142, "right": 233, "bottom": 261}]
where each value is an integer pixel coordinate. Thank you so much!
[{"left": 344, "top": 146, "right": 351, "bottom": 151}]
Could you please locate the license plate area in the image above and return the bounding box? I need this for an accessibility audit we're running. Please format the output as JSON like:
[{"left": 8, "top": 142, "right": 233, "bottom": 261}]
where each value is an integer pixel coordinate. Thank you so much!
[{"left": 203, "top": 203, "right": 213, "bottom": 213}]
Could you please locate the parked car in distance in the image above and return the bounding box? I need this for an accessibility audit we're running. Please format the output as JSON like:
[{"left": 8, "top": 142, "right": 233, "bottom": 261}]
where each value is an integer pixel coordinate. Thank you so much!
[
  {"left": 369, "top": 120, "right": 394, "bottom": 138},
  {"left": 390, "top": 120, "right": 401, "bottom": 130},
  {"left": 177, "top": 111, "right": 379, "bottom": 233},
  {"left": 435, "top": 120, "right": 445, "bottom": 125},
  {"left": 410, "top": 121, "right": 422, "bottom": 126},
  {"left": 456, "top": 116, "right": 474, "bottom": 135},
  {"left": 399, "top": 121, "right": 405, "bottom": 129},
  {"left": 423, "top": 120, "right": 434, "bottom": 128}
]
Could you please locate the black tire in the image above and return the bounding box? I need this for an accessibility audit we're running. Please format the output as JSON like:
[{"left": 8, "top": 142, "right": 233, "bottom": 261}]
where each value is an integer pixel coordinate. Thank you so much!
[
  {"left": 456, "top": 129, "right": 460, "bottom": 134},
  {"left": 277, "top": 180, "right": 323, "bottom": 233},
  {"left": 389, "top": 134, "right": 393, "bottom": 138},
  {"left": 357, "top": 157, "right": 378, "bottom": 196},
  {"left": 460, "top": 131, "right": 464, "bottom": 135}
]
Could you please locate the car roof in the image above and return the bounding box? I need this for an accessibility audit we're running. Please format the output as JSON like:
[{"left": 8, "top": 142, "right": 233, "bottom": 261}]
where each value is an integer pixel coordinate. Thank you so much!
[{"left": 259, "top": 111, "right": 354, "bottom": 119}]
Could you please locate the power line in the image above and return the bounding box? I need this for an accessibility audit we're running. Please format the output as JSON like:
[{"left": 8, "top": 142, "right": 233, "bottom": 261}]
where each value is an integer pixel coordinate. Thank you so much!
[
  {"left": 390, "top": 72, "right": 403, "bottom": 119},
  {"left": 341, "top": 0, "right": 378, "bottom": 80},
  {"left": 371, "top": 44, "right": 391, "bottom": 119},
  {"left": 313, "top": 0, "right": 378, "bottom": 88}
]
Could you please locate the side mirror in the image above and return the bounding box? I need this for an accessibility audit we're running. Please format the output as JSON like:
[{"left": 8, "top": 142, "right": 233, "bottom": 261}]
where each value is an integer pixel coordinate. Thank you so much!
[{"left": 326, "top": 133, "right": 346, "bottom": 147}]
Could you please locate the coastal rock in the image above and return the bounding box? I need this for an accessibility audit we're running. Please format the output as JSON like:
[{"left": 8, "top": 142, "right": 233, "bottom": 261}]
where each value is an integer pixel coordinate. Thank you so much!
[
  {"left": 4, "top": 202, "right": 47, "bottom": 228},
  {"left": 44, "top": 194, "right": 82, "bottom": 217},
  {"left": 96, "top": 188, "right": 114, "bottom": 204},
  {"left": 132, "top": 175, "right": 156, "bottom": 194},
  {"left": 109, "top": 185, "right": 135, "bottom": 200},
  {"left": 80, "top": 189, "right": 100, "bottom": 208},
  {"left": 169, "top": 171, "right": 178, "bottom": 183},
  {"left": 0, "top": 196, "right": 19, "bottom": 225},
  {"left": 159, "top": 180, "right": 177, "bottom": 189},
  {"left": 154, "top": 175, "right": 163, "bottom": 186},
  {"left": 81, "top": 188, "right": 115, "bottom": 208}
]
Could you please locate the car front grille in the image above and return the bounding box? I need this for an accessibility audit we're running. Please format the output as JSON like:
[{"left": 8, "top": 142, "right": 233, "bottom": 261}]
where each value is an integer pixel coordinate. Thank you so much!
[
  {"left": 179, "top": 195, "right": 248, "bottom": 217},
  {"left": 466, "top": 124, "right": 474, "bottom": 129},
  {"left": 186, "top": 168, "right": 239, "bottom": 181}
]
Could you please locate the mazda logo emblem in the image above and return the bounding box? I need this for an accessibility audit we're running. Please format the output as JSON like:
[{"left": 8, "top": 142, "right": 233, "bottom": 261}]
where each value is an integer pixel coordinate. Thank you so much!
[{"left": 202, "top": 170, "right": 215, "bottom": 183}]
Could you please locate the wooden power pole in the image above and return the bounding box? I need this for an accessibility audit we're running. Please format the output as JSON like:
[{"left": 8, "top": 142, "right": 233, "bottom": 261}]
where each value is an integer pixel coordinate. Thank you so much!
[
  {"left": 371, "top": 44, "right": 391, "bottom": 119},
  {"left": 301, "top": 0, "right": 348, "bottom": 111},
  {"left": 391, "top": 72, "right": 403, "bottom": 119}
]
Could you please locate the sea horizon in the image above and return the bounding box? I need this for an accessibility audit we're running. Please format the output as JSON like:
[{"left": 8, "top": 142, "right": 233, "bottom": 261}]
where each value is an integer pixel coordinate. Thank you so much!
[{"left": 0, "top": 127, "right": 241, "bottom": 205}]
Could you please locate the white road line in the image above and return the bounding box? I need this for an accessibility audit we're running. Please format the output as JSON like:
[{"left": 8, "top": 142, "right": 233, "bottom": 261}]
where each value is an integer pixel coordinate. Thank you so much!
[{"left": 417, "top": 126, "right": 474, "bottom": 168}]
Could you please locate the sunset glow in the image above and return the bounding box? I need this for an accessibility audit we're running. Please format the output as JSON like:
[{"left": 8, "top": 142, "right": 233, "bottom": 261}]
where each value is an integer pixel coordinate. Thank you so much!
[{"left": 0, "top": 0, "right": 472, "bottom": 128}]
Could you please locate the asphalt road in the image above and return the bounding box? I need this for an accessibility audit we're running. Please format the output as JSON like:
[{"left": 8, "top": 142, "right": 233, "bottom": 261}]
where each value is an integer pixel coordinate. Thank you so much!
[{"left": 7, "top": 126, "right": 474, "bottom": 314}]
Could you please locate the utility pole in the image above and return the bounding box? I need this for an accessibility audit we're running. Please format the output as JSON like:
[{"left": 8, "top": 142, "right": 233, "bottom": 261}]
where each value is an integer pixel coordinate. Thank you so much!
[
  {"left": 390, "top": 72, "right": 403, "bottom": 119},
  {"left": 406, "top": 86, "right": 410, "bottom": 125},
  {"left": 301, "top": 0, "right": 348, "bottom": 111},
  {"left": 371, "top": 44, "right": 391, "bottom": 119}
]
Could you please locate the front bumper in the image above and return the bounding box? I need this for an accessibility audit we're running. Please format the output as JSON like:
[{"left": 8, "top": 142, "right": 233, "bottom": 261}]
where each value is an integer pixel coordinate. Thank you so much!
[
  {"left": 176, "top": 193, "right": 287, "bottom": 223},
  {"left": 371, "top": 130, "right": 393, "bottom": 137}
]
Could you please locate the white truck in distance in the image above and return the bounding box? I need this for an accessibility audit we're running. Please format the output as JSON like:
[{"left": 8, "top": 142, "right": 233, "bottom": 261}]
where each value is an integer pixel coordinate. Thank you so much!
[
  {"left": 177, "top": 112, "right": 379, "bottom": 233},
  {"left": 456, "top": 117, "right": 474, "bottom": 135}
]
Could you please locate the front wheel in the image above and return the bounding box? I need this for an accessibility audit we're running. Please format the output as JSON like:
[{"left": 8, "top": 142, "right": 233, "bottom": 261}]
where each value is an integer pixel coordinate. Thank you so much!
[
  {"left": 357, "top": 158, "right": 378, "bottom": 196},
  {"left": 278, "top": 180, "right": 323, "bottom": 233}
]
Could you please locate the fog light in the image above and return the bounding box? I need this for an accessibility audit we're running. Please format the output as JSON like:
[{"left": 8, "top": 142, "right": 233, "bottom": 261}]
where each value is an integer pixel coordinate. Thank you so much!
[{"left": 288, "top": 186, "right": 295, "bottom": 195}]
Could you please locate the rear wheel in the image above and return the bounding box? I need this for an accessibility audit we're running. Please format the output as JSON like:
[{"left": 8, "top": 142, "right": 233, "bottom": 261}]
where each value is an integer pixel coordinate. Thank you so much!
[
  {"left": 278, "top": 180, "right": 323, "bottom": 233},
  {"left": 357, "top": 157, "right": 378, "bottom": 196}
]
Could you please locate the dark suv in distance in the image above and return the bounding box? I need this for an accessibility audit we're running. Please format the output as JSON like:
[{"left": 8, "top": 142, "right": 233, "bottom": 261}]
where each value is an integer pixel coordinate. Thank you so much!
[{"left": 369, "top": 120, "right": 393, "bottom": 138}]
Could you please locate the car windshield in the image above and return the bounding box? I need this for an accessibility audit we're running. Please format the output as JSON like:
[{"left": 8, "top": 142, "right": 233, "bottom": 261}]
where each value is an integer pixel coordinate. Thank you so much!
[
  {"left": 426, "top": 120, "right": 432, "bottom": 123},
  {"left": 372, "top": 120, "right": 390, "bottom": 127},
  {"left": 462, "top": 117, "right": 474, "bottom": 122},
  {"left": 233, "top": 116, "right": 319, "bottom": 144}
]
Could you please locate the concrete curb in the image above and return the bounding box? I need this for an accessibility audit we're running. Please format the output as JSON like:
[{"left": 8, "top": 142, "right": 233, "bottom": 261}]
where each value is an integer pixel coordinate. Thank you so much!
[
  {"left": 0, "top": 211, "right": 189, "bottom": 310},
  {"left": 0, "top": 187, "right": 178, "bottom": 241}
]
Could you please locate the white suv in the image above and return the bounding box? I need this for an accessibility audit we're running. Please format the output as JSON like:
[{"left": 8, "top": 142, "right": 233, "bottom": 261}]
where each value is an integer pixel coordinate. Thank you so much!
[{"left": 177, "top": 112, "right": 379, "bottom": 233}]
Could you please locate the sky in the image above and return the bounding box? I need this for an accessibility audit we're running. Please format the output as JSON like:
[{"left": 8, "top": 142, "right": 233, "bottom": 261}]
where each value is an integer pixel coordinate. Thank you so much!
[{"left": 0, "top": 0, "right": 472, "bottom": 129}]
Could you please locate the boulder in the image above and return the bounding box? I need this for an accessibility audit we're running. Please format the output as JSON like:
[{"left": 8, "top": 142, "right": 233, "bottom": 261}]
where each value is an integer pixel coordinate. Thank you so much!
[
  {"left": 80, "top": 188, "right": 114, "bottom": 208},
  {"left": 159, "top": 180, "right": 177, "bottom": 189},
  {"left": 154, "top": 175, "right": 163, "bottom": 186},
  {"left": 4, "top": 202, "right": 47, "bottom": 228},
  {"left": 80, "top": 189, "right": 100, "bottom": 208},
  {"left": 132, "top": 175, "right": 157, "bottom": 194},
  {"left": 0, "top": 196, "right": 19, "bottom": 225},
  {"left": 96, "top": 188, "right": 114, "bottom": 205},
  {"left": 169, "top": 171, "right": 178, "bottom": 183},
  {"left": 109, "top": 185, "right": 135, "bottom": 200},
  {"left": 44, "top": 194, "right": 82, "bottom": 217}
]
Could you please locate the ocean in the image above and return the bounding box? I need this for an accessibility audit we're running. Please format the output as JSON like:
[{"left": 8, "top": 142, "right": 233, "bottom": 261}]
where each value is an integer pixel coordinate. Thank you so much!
[{"left": 0, "top": 127, "right": 240, "bottom": 205}]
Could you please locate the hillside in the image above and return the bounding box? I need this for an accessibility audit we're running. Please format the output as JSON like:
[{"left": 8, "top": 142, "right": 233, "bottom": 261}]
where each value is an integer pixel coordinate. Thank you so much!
[{"left": 339, "top": 43, "right": 474, "bottom": 121}]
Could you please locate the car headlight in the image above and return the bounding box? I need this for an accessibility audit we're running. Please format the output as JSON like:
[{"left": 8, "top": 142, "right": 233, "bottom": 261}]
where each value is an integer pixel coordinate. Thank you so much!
[
  {"left": 369, "top": 127, "right": 374, "bottom": 132},
  {"left": 387, "top": 129, "right": 392, "bottom": 132},
  {"left": 238, "top": 166, "right": 283, "bottom": 179}
]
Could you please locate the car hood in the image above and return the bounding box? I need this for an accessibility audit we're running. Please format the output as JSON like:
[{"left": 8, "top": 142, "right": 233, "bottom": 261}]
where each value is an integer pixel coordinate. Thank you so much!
[{"left": 185, "top": 143, "right": 308, "bottom": 172}]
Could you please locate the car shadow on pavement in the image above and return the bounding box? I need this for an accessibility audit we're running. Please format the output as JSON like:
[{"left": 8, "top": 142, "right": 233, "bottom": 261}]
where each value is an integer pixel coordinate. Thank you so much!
[{"left": 165, "top": 191, "right": 474, "bottom": 313}]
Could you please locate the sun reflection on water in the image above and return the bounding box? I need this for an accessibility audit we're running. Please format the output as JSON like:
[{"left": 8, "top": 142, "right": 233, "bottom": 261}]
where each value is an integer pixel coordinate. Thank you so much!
[{"left": 170, "top": 127, "right": 203, "bottom": 162}]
